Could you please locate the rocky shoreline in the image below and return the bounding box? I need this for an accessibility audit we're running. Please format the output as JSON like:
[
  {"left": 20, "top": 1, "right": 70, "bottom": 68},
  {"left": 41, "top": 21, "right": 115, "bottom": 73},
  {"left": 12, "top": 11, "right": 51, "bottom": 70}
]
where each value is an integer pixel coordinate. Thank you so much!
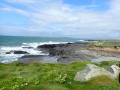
[{"left": 18, "top": 42, "right": 120, "bottom": 64}]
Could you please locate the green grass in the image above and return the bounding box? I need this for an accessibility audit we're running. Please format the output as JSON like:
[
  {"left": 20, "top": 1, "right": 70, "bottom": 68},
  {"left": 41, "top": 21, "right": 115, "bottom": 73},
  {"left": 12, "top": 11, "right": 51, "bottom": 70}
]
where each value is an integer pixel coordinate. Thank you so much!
[
  {"left": 89, "top": 40, "right": 120, "bottom": 47},
  {"left": 0, "top": 61, "right": 120, "bottom": 90}
]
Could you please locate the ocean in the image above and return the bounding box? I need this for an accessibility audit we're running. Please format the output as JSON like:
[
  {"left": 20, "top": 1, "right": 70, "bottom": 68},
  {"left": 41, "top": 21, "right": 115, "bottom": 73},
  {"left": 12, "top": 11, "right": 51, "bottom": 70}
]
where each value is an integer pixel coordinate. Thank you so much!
[{"left": 0, "top": 35, "right": 79, "bottom": 63}]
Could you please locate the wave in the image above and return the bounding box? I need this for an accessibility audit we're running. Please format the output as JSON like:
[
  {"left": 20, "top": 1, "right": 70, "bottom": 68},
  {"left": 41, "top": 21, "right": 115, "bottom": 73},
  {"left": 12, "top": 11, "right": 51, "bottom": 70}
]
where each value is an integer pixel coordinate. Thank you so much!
[
  {"left": 0, "top": 41, "right": 68, "bottom": 63},
  {"left": 0, "top": 54, "right": 24, "bottom": 63},
  {"left": 22, "top": 41, "right": 68, "bottom": 48}
]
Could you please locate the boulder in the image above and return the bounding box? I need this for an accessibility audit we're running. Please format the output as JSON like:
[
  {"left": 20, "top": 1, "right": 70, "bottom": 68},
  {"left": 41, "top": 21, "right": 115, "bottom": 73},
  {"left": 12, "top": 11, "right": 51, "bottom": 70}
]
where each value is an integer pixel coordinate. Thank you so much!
[
  {"left": 74, "top": 64, "right": 120, "bottom": 81},
  {"left": 37, "top": 44, "right": 57, "bottom": 49},
  {"left": 37, "top": 43, "right": 74, "bottom": 56},
  {"left": 108, "top": 65, "right": 120, "bottom": 78},
  {"left": 37, "top": 43, "right": 73, "bottom": 49},
  {"left": 6, "top": 50, "right": 29, "bottom": 54}
]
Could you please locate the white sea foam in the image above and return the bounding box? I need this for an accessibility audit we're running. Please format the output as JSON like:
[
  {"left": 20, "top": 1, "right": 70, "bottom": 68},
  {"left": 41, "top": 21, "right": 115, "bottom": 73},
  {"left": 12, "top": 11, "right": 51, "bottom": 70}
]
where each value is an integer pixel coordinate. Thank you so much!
[
  {"left": 1, "top": 46, "right": 22, "bottom": 51},
  {"left": 0, "top": 41, "right": 66, "bottom": 63},
  {"left": 22, "top": 41, "right": 68, "bottom": 48},
  {"left": 77, "top": 40, "right": 88, "bottom": 42},
  {"left": 0, "top": 54, "right": 24, "bottom": 63},
  {"left": 0, "top": 46, "right": 23, "bottom": 55}
]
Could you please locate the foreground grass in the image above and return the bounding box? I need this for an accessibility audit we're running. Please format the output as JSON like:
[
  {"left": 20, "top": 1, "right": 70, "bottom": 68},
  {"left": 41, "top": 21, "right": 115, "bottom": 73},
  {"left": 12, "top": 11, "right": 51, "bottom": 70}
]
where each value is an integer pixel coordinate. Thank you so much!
[{"left": 0, "top": 61, "right": 120, "bottom": 90}]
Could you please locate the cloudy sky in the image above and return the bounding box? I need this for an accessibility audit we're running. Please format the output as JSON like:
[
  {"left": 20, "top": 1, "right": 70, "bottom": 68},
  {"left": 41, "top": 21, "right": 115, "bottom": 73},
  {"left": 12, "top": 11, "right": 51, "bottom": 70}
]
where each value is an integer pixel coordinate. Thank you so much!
[{"left": 0, "top": 0, "right": 120, "bottom": 39}]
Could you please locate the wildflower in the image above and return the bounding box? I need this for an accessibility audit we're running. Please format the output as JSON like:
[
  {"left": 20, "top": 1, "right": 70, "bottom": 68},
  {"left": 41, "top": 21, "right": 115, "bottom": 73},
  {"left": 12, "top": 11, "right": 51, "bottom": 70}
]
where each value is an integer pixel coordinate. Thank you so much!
[{"left": 25, "top": 83, "right": 28, "bottom": 86}]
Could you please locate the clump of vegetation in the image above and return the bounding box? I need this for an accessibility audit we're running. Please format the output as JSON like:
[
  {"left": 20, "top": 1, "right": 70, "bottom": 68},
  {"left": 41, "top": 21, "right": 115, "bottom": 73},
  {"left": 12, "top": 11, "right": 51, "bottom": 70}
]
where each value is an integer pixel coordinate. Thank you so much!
[
  {"left": 95, "top": 61, "right": 120, "bottom": 67},
  {"left": 90, "top": 40, "right": 120, "bottom": 48},
  {"left": 0, "top": 61, "right": 120, "bottom": 90}
]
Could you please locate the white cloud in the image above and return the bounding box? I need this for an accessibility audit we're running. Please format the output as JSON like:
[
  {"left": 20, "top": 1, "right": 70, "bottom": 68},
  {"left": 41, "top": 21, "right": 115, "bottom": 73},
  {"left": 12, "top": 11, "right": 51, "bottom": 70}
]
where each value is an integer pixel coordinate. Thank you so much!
[
  {"left": 0, "top": 5, "right": 29, "bottom": 16},
  {"left": 1, "top": 0, "right": 120, "bottom": 38},
  {"left": 5, "top": 0, "right": 36, "bottom": 4}
]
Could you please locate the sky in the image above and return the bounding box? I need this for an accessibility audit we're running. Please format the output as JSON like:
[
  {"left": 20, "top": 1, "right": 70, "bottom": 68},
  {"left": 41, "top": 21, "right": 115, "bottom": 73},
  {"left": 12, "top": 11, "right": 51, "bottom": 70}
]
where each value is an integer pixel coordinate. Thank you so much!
[{"left": 0, "top": 0, "right": 120, "bottom": 39}]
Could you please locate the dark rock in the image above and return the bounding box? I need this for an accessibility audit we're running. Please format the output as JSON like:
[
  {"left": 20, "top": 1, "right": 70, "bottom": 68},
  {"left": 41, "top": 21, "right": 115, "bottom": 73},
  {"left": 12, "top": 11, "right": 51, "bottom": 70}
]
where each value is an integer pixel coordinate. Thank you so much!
[
  {"left": 37, "top": 43, "right": 91, "bottom": 63},
  {"left": 49, "top": 47, "right": 74, "bottom": 56},
  {"left": 6, "top": 52, "right": 11, "bottom": 54},
  {"left": 57, "top": 55, "right": 90, "bottom": 64},
  {"left": 6, "top": 50, "right": 29, "bottom": 54},
  {"left": 37, "top": 43, "right": 74, "bottom": 56},
  {"left": 38, "top": 44, "right": 57, "bottom": 49},
  {"left": 37, "top": 43, "right": 73, "bottom": 49},
  {"left": 18, "top": 55, "right": 58, "bottom": 64},
  {"left": 22, "top": 46, "right": 33, "bottom": 49},
  {"left": 14, "top": 51, "right": 29, "bottom": 54}
]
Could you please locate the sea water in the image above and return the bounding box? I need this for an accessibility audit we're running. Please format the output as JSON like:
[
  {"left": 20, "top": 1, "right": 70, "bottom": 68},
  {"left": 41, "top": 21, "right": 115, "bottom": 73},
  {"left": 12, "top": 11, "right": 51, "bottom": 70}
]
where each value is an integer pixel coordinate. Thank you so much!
[{"left": 0, "top": 35, "right": 79, "bottom": 63}]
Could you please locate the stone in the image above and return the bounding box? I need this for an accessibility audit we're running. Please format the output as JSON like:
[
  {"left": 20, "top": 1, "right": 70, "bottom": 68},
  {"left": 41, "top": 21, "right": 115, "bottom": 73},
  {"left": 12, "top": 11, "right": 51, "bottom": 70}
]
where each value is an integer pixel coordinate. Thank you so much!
[
  {"left": 109, "top": 65, "right": 120, "bottom": 78},
  {"left": 6, "top": 50, "right": 29, "bottom": 54},
  {"left": 74, "top": 64, "right": 120, "bottom": 81}
]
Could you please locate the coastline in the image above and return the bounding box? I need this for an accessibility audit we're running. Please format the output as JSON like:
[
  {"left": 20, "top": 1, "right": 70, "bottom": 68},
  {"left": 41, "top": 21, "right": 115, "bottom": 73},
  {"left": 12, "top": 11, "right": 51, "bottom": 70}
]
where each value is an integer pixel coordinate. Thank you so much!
[
  {"left": 0, "top": 39, "right": 120, "bottom": 90},
  {"left": 1, "top": 40, "right": 120, "bottom": 64}
]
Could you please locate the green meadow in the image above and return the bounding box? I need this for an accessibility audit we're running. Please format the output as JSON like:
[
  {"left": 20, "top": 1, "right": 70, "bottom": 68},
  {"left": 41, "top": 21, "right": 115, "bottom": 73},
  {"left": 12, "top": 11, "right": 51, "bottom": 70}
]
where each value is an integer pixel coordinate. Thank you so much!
[{"left": 0, "top": 61, "right": 120, "bottom": 90}]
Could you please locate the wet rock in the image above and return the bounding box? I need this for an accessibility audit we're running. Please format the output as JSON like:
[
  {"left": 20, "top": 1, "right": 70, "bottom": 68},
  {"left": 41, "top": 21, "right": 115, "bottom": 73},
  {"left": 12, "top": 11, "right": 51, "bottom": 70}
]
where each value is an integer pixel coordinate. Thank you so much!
[
  {"left": 37, "top": 43, "right": 74, "bottom": 56},
  {"left": 37, "top": 43, "right": 72, "bottom": 49},
  {"left": 37, "top": 44, "right": 57, "bottom": 49},
  {"left": 18, "top": 55, "right": 58, "bottom": 64},
  {"left": 6, "top": 50, "right": 29, "bottom": 54},
  {"left": 22, "top": 46, "right": 33, "bottom": 49}
]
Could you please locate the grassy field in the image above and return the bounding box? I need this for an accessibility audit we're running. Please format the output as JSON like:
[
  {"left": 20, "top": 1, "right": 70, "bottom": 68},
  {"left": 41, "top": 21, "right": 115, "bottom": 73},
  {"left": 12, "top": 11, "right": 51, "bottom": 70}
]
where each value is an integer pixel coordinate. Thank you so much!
[{"left": 0, "top": 61, "right": 120, "bottom": 90}]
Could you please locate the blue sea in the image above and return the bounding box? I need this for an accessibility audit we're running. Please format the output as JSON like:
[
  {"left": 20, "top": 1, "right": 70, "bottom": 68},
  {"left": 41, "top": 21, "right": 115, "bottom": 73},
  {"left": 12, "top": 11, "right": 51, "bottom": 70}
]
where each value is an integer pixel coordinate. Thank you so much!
[
  {"left": 0, "top": 35, "right": 80, "bottom": 63},
  {"left": 0, "top": 35, "right": 78, "bottom": 46}
]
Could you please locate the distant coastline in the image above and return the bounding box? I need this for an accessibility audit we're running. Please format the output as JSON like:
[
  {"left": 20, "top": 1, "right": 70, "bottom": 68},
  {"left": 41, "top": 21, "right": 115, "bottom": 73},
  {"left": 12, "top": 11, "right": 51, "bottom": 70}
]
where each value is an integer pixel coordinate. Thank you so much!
[{"left": 0, "top": 36, "right": 120, "bottom": 64}]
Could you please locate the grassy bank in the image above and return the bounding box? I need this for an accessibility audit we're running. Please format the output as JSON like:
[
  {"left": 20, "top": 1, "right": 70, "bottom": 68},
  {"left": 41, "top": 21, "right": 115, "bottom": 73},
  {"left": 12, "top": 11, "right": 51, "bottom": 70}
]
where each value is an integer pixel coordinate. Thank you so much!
[
  {"left": 0, "top": 61, "right": 120, "bottom": 90},
  {"left": 89, "top": 40, "right": 120, "bottom": 47}
]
